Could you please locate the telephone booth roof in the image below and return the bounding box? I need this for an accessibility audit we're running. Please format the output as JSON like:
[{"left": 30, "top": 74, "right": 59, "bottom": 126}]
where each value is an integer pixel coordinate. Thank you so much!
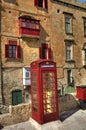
[{"left": 30, "top": 59, "right": 56, "bottom": 68}]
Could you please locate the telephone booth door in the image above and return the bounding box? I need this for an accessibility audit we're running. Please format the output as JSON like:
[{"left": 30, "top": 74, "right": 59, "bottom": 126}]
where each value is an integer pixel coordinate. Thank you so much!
[
  {"left": 42, "top": 70, "right": 58, "bottom": 123},
  {"left": 30, "top": 59, "right": 59, "bottom": 124}
]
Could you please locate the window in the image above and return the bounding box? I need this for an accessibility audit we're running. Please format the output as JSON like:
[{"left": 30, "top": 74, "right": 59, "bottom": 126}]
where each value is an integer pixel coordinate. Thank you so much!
[
  {"left": 67, "top": 69, "right": 72, "bottom": 85},
  {"left": 66, "top": 45, "right": 72, "bottom": 60},
  {"left": 84, "top": 50, "right": 86, "bottom": 65},
  {"left": 64, "top": 13, "right": 73, "bottom": 34},
  {"left": 38, "top": 0, "right": 43, "bottom": 7},
  {"left": 84, "top": 21, "right": 86, "bottom": 36},
  {"left": 5, "top": 40, "right": 21, "bottom": 59},
  {"left": 35, "top": 21, "right": 40, "bottom": 30},
  {"left": 39, "top": 43, "right": 52, "bottom": 59},
  {"left": 19, "top": 18, "right": 40, "bottom": 37},
  {"left": 34, "top": 0, "right": 48, "bottom": 9},
  {"left": 21, "top": 19, "right": 27, "bottom": 27},
  {"left": 23, "top": 67, "right": 30, "bottom": 85},
  {"left": 12, "top": 90, "right": 22, "bottom": 105},
  {"left": 20, "top": 18, "right": 40, "bottom": 30},
  {"left": 82, "top": 43, "right": 86, "bottom": 66},
  {"left": 65, "top": 17, "right": 71, "bottom": 33},
  {"left": 65, "top": 42, "right": 73, "bottom": 61},
  {"left": 82, "top": 17, "right": 86, "bottom": 37}
]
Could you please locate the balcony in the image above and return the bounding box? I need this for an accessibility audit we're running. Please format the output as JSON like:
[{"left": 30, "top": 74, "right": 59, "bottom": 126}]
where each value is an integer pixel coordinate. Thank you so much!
[
  {"left": 19, "top": 18, "right": 40, "bottom": 39},
  {"left": 20, "top": 28, "right": 40, "bottom": 38}
]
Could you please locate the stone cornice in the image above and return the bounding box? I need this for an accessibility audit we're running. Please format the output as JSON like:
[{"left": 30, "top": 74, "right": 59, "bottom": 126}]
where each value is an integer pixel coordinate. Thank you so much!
[{"left": 52, "top": 0, "right": 86, "bottom": 11}]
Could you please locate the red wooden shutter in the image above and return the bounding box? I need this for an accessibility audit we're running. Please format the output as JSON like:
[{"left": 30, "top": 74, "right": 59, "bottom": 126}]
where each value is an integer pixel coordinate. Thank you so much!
[
  {"left": 34, "top": 0, "right": 38, "bottom": 6},
  {"left": 39, "top": 47, "right": 42, "bottom": 59},
  {"left": 48, "top": 47, "right": 52, "bottom": 59},
  {"left": 9, "top": 40, "right": 17, "bottom": 45},
  {"left": 17, "top": 45, "right": 21, "bottom": 58},
  {"left": 44, "top": 0, "right": 48, "bottom": 9},
  {"left": 42, "top": 43, "right": 47, "bottom": 48},
  {"left": 41, "top": 43, "right": 48, "bottom": 59},
  {"left": 5, "top": 45, "right": 9, "bottom": 58}
]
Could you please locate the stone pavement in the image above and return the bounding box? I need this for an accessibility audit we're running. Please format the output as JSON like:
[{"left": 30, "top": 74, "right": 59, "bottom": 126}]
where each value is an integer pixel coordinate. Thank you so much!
[
  {"left": 2, "top": 109, "right": 86, "bottom": 130},
  {"left": 2, "top": 120, "right": 37, "bottom": 130}
]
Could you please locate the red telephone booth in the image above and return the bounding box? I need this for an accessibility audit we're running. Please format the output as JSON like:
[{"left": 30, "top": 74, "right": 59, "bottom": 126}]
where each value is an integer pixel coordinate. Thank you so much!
[{"left": 30, "top": 59, "right": 59, "bottom": 124}]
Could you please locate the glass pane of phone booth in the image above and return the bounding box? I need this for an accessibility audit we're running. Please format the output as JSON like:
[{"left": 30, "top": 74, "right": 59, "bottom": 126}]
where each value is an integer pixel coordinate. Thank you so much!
[
  {"left": 32, "top": 72, "right": 38, "bottom": 112},
  {"left": 42, "top": 71, "right": 57, "bottom": 114}
]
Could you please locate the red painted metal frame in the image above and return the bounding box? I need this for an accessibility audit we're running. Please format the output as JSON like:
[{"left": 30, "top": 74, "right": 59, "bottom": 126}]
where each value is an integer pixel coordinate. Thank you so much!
[
  {"left": 76, "top": 86, "right": 86, "bottom": 100},
  {"left": 30, "top": 59, "right": 59, "bottom": 124}
]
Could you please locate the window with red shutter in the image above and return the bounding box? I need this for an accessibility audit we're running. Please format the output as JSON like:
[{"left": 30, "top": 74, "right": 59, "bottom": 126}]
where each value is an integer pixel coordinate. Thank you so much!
[
  {"left": 9, "top": 40, "right": 17, "bottom": 45},
  {"left": 5, "top": 40, "right": 21, "bottom": 59},
  {"left": 42, "top": 44, "right": 48, "bottom": 59},
  {"left": 17, "top": 45, "right": 21, "bottom": 59},
  {"left": 34, "top": 0, "right": 38, "bottom": 6},
  {"left": 39, "top": 47, "right": 42, "bottom": 59},
  {"left": 5, "top": 45, "right": 9, "bottom": 58},
  {"left": 39, "top": 44, "right": 51, "bottom": 59},
  {"left": 9, "top": 45, "right": 16, "bottom": 58},
  {"left": 44, "top": 0, "right": 48, "bottom": 9},
  {"left": 48, "top": 48, "right": 52, "bottom": 59},
  {"left": 34, "top": 0, "right": 48, "bottom": 9}
]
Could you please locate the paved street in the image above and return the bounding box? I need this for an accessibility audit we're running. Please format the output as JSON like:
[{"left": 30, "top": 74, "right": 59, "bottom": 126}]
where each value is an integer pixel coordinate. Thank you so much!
[{"left": 1, "top": 109, "right": 86, "bottom": 130}]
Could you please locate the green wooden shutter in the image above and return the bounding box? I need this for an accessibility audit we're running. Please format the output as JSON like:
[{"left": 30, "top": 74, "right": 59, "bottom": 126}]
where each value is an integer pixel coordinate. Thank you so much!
[
  {"left": 12, "top": 91, "right": 17, "bottom": 105},
  {"left": 17, "top": 90, "right": 22, "bottom": 104},
  {"left": 12, "top": 90, "right": 22, "bottom": 105}
]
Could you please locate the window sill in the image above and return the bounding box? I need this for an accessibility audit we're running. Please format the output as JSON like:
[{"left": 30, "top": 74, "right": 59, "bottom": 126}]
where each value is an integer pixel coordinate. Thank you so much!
[
  {"left": 65, "top": 59, "right": 75, "bottom": 63},
  {"left": 5, "top": 57, "right": 22, "bottom": 61},
  {"left": 66, "top": 33, "right": 73, "bottom": 36},
  {"left": 37, "top": 7, "right": 48, "bottom": 12}
]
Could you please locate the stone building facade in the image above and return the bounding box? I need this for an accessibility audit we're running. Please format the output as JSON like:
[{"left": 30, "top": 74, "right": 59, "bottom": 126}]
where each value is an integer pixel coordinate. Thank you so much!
[
  {"left": 0, "top": 0, "right": 86, "bottom": 106},
  {"left": 51, "top": 0, "right": 86, "bottom": 89},
  {"left": 0, "top": 0, "right": 51, "bottom": 105}
]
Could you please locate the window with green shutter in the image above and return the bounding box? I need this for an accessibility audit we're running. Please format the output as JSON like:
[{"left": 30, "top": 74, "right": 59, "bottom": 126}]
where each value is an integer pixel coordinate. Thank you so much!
[{"left": 12, "top": 90, "right": 22, "bottom": 105}]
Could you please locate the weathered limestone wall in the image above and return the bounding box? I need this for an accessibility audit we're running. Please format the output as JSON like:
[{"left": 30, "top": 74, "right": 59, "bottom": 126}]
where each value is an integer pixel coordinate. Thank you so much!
[
  {"left": 0, "top": 103, "right": 31, "bottom": 126},
  {"left": 2, "top": 68, "right": 23, "bottom": 105},
  {"left": 51, "top": 0, "right": 86, "bottom": 86},
  {"left": 1, "top": 0, "right": 51, "bottom": 105}
]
